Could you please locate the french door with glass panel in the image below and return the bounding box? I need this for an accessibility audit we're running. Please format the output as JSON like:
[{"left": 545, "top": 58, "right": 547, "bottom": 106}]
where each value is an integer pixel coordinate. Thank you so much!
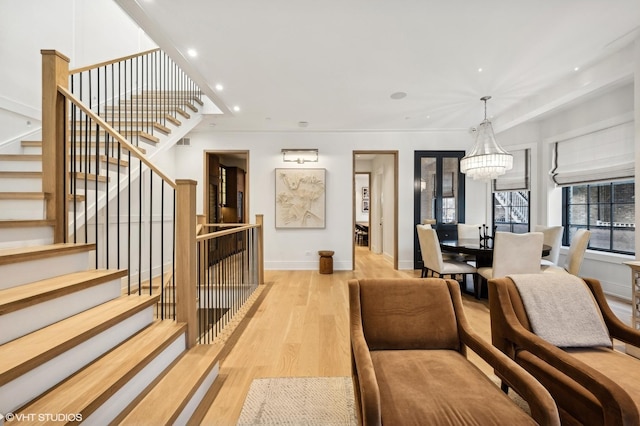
[{"left": 414, "top": 151, "right": 465, "bottom": 269}]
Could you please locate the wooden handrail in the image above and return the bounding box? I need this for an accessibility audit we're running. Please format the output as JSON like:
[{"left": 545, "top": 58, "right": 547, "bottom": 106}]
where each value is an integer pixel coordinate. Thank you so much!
[
  {"left": 69, "top": 48, "right": 160, "bottom": 75},
  {"left": 57, "top": 85, "right": 177, "bottom": 189},
  {"left": 196, "top": 224, "right": 258, "bottom": 241}
]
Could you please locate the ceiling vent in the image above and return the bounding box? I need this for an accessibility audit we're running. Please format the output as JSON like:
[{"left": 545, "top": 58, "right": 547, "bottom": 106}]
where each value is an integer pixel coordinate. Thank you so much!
[{"left": 177, "top": 137, "right": 191, "bottom": 146}]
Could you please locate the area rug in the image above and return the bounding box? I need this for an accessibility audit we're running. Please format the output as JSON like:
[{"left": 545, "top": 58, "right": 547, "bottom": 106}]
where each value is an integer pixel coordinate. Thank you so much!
[{"left": 236, "top": 376, "right": 358, "bottom": 425}]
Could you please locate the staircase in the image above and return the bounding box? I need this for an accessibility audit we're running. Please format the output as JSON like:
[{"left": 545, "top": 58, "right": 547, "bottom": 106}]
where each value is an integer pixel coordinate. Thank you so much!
[{"left": 0, "top": 50, "right": 221, "bottom": 425}]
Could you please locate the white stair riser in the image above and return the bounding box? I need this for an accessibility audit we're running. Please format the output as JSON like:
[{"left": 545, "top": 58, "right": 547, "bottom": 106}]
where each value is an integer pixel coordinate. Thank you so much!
[
  {"left": 0, "top": 305, "right": 154, "bottom": 414},
  {"left": 174, "top": 361, "right": 220, "bottom": 425},
  {"left": 0, "top": 199, "right": 45, "bottom": 220},
  {"left": 0, "top": 251, "right": 91, "bottom": 290},
  {"left": 84, "top": 332, "right": 186, "bottom": 425},
  {"left": 0, "top": 278, "right": 122, "bottom": 344},
  {"left": 0, "top": 177, "right": 41, "bottom": 192},
  {"left": 0, "top": 161, "right": 41, "bottom": 172},
  {"left": 0, "top": 226, "right": 53, "bottom": 250},
  {"left": 21, "top": 146, "right": 42, "bottom": 155}
]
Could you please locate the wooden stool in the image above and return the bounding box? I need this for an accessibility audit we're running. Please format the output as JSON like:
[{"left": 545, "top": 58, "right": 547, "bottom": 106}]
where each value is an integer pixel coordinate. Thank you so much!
[{"left": 318, "top": 250, "right": 334, "bottom": 274}]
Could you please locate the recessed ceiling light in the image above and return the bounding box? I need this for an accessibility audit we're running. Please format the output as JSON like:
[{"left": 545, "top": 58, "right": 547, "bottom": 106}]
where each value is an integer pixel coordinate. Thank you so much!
[
  {"left": 298, "top": 121, "right": 309, "bottom": 128},
  {"left": 574, "top": 66, "right": 580, "bottom": 71},
  {"left": 233, "top": 105, "right": 240, "bottom": 112},
  {"left": 390, "top": 92, "right": 407, "bottom": 100},
  {"left": 426, "top": 115, "right": 431, "bottom": 119},
  {"left": 187, "top": 49, "right": 197, "bottom": 58},
  {"left": 478, "top": 68, "right": 483, "bottom": 73},
  {"left": 215, "top": 83, "right": 224, "bottom": 91}
]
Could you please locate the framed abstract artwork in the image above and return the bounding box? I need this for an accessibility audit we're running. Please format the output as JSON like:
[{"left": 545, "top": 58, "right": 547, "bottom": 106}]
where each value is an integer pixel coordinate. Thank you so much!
[{"left": 275, "top": 168, "right": 326, "bottom": 228}]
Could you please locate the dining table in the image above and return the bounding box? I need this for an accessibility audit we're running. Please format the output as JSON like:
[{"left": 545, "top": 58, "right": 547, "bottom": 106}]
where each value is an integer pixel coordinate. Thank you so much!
[{"left": 440, "top": 238, "right": 552, "bottom": 268}]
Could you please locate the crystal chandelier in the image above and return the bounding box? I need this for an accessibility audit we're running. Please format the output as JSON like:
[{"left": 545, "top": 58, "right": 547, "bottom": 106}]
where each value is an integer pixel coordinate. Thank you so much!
[{"left": 460, "top": 96, "right": 513, "bottom": 180}]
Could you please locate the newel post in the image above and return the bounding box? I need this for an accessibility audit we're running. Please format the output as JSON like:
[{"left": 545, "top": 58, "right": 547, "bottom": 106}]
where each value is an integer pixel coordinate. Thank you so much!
[
  {"left": 256, "top": 214, "right": 264, "bottom": 285},
  {"left": 176, "top": 179, "right": 198, "bottom": 347},
  {"left": 41, "top": 50, "right": 70, "bottom": 243}
]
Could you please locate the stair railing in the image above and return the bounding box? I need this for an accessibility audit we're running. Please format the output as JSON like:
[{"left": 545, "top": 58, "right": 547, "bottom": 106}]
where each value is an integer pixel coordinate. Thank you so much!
[
  {"left": 68, "top": 48, "right": 202, "bottom": 145},
  {"left": 196, "top": 216, "right": 264, "bottom": 344},
  {"left": 42, "top": 50, "right": 264, "bottom": 348}
]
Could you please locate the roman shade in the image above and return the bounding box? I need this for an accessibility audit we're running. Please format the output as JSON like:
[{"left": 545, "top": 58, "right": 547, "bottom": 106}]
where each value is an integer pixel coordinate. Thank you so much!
[
  {"left": 493, "top": 148, "right": 529, "bottom": 191},
  {"left": 550, "top": 121, "right": 634, "bottom": 186}
]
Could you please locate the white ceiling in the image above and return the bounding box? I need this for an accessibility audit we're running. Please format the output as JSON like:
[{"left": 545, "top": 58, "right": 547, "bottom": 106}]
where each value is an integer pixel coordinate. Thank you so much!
[{"left": 117, "top": 0, "right": 639, "bottom": 132}]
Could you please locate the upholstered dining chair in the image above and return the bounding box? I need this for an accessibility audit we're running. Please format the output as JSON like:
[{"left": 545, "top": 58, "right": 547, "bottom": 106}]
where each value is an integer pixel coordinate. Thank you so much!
[
  {"left": 457, "top": 223, "right": 482, "bottom": 263},
  {"left": 477, "top": 232, "right": 544, "bottom": 299},
  {"left": 542, "top": 228, "right": 591, "bottom": 276},
  {"left": 489, "top": 274, "right": 640, "bottom": 425},
  {"left": 416, "top": 223, "right": 457, "bottom": 261},
  {"left": 533, "top": 225, "right": 563, "bottom": 266},
  {"left": 416, "top": 225, "right": 476, "bottom": 291},
  {"left": 457, "top": 223, "right": 482, "bottom": 240}
]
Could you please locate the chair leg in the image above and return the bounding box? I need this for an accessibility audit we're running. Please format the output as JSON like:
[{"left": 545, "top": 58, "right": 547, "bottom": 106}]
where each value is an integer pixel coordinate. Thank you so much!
[
  {"left": 473, "top": 275, "right": 482, "bottom": 299},
  {"left": 500, "top": 381, "right": 509, "bottom": 394}
]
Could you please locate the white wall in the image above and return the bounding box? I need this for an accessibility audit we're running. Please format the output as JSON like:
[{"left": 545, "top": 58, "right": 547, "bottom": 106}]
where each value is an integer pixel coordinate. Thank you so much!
[
  {"left": 0, "top": 0, "right": 156, "bottom": 145},
  {"left": 174, "top": 129, "right": 471, "bottom": 271}
]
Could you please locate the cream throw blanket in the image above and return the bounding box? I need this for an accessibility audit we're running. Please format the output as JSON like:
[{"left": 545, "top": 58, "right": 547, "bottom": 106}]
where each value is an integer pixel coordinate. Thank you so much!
[{"left": 509, "top": 273, "right": 612, "bottom": 348}]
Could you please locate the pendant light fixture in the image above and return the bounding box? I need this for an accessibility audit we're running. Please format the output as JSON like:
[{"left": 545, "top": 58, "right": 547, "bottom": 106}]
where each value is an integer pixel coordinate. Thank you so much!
[{"left": 460, "top": 96, "right": 513, "bottom": 180}]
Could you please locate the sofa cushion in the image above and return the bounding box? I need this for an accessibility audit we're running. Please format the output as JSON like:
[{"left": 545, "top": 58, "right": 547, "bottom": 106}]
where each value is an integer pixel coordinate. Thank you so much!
[
  {"left": 567, "top": 347, "right": 640, "bottom": 412},
  {"left": 359, "top": 279, "right": 459, "bottom": 351},
  {"left": 370, "top": 349, "right": 536, "bottom": 425}
]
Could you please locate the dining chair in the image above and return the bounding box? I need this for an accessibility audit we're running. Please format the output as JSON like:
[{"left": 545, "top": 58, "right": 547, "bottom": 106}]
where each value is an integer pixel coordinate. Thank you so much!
[
  {"left": 417, "top": 223, "right": 457, "bottom": 260},
  {"left": 456, "top": 223, "right": 482, "bottom": 263},
  {"left": 533, "top": 225, "right": 563, "bottom": 266},
  {"left": 542, "top": 229, "right": 591, "bottom": 275},
  {"left": 477, "top": 231, "right": 544, "bottom": 298},
  {"left": 457, "top": 223, "right": 481, "bottom": 240},
  {"left": 416, "top": 225, "right": 476, "bottom": 291}
]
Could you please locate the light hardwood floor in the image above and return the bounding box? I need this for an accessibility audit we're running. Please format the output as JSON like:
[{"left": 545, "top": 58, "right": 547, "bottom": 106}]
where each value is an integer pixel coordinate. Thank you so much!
[{"left": 199, "top": 246, "right": 632, "bottom": 425}]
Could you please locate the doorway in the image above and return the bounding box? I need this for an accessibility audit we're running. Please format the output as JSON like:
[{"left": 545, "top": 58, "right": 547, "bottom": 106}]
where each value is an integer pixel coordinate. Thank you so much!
[
  {"left": 353, "top": 151, "right": 398, "bottom": 270},
  {"left": 204, "top": 151, "right": 249, "bottom": 225}
]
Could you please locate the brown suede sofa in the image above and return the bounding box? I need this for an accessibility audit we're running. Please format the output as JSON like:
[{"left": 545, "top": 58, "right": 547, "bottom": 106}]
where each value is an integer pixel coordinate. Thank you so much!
[
  {"left": 489, "top": 275, "right": 640, "bottom": 425},
  {"left": 348, "top": 277, "right": 559, "bottom": 425}
]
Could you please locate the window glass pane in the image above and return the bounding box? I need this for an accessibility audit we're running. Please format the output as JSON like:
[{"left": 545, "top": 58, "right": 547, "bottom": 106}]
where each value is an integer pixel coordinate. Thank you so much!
[
  {"left": 590, "top": 204, "right": 610, "bottom": 226},
  {"left": 493, "top": 191, "right": 529, "bottom": 233},
  {"left": 613, "top": 205, "right": 634, "bottom": 225},
  {"left": 569, "top": 205, "right": 588, "bottom": 225},
  {"left": 420, "top": 158, "right": 437, "bottom": 224},
  {"left": 589, "top": 227, "right": 610, "bottom": 251},
  {"left": 442, "top": 157, "right": 459, "bottom": 224},
  {"left": 568, "top": 186, "right": 588, "bottom": 203},
  {"left": 614, "top": 181, "right": 634, "bottom": 203},
  {"left": 613, "top": 229, "right": 635, "bottom": 252}
]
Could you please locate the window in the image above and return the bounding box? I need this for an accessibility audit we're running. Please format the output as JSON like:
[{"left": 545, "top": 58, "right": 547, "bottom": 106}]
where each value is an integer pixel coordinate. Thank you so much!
[
  {"left": 563, "top": 181, "right": 635, "bottom": 255},
  {"left": 493, "top": 191, "right": 530, "bottom": 233}
]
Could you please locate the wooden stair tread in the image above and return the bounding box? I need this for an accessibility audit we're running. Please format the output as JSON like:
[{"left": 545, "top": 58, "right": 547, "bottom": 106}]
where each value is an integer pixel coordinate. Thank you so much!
[
  {"left": 16, "top": 321, "right": 186, "bottom": 423},
  {"left": 0, "top": 294, "right": 159, "bottom": 386},
  {"left": 139, "top": 131, "right": 159, "bottom": 144},
  {"left": 165, "top": 115, "right": 182, "bottom": 126},
  {"left": 73, "top": 172, "right": 109, "bottom": 183},
  {"left": 153, "top": 122, "right": 171, "bottom": 134},
  {"left": 0, "top": 192, "right": 48, "bottom": 200},
  {"left": 176, "top": 108, "right": 191, "bottom": 119},
  {"left": 0, "top": 243, "right": 95, "bottom": 266},
  {"left": 0, "top": 219, "right": 55, "bottom": 229},
  {"left": 120, "top": 344, "right": 220, "bottom": 424},
  {"left": 0, "top": 154, "right": 42, "bottom": 161},
  {"left": 0, "top": 269, "right": 127, "bottom": 315},
  {"left": 0, "top": 171, "right": 42, "bottom": 178}
]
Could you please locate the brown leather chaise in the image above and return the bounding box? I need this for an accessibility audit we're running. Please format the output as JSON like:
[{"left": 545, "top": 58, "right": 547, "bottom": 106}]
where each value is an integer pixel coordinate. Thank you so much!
[
  {"left": 489, "top": 275, "right": 640, "bottom": 425},
  {"left": 348, "top": 277, "right": 559, "bottom": 425}
]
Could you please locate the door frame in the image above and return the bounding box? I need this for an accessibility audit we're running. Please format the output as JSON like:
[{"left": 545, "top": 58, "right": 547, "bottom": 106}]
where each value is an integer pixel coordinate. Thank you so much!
[{"left": 352, "top": 150, "right": 398, "bottom": 270}]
